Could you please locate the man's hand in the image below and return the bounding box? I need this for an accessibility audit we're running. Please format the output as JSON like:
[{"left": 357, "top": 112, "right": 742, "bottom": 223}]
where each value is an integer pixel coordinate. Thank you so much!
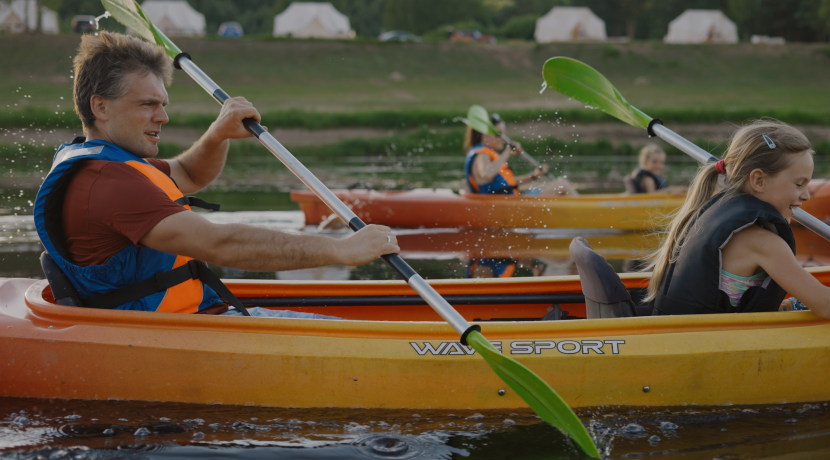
[
  {"left": 335, "top": 225, "right": 400, "bottom": 266},
  {"left": 205, "top": 97, "right": 262, "bottom": 143}
]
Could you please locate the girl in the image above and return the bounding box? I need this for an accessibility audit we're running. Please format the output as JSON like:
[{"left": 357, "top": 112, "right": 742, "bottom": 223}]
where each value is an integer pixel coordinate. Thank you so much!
[
  {"left": 626, "top": 144, "right": 687, "bottom": 194},
  {"left": 463, "top": 109, "right": 577, "bottom": 196},
  {"left": 647, "top": 119, "right": 830, "bottom": 318}
]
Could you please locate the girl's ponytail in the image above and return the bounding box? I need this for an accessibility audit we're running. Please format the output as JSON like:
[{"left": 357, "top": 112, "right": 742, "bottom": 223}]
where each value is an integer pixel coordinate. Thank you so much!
[{"left": 645, "top": 161, "right": 721, "bottom": 300}]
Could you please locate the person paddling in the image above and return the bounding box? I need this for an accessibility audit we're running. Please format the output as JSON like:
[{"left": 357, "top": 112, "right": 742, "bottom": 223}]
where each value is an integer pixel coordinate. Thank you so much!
[
  {"left": 625, "top": 144, "right": 687, "bottom": 194},
  {"left": 34, "top": 32, "right": 399, "bottom": 316},
  {"left": 646, "top": 119, "right": 829, "bottom": 317},
  {"left": 463, "top": 106, "right": 577, "bottom": 196}
]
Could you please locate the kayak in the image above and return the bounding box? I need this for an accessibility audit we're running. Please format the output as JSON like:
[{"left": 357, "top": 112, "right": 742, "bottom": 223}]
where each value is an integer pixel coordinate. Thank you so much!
[
  {"left": 291, "top": 188, "right": 685, "bottom": 230},
  {"left": 3, "top": 269, "right": 830, "bottom": 410},
  {"left": 291, "top": 179, "right": 830, "bottom": 230}
]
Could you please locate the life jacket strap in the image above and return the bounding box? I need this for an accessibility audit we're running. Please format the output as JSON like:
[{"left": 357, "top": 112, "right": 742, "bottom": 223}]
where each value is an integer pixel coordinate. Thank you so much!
[
  {"left": 82, "top": 259, "right": 249, "bottom": 316},
  {"left": 175, "top": 196, "right": 220, "bottom": 211}
]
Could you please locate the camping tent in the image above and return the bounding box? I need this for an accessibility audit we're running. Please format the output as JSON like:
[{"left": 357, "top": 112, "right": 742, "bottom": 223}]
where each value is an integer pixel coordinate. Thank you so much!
[
  {"left": 0, "top": 0, "right": 59, "bottom": 34},
  {"left": 273, "top": 2, "right": 354, "bottom": 39},
  {"left": 139, "top": 0, "right": 205, "bottom": 37},
  {"left": 664, "top": 10, "right": 738, "bottom": 44},
  {"left": 534, "top": 6, "right": 606, "bottom": 43}
]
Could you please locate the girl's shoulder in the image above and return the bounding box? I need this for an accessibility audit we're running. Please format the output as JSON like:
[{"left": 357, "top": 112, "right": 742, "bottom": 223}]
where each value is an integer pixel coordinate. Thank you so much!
[{"left": 727, "top": 222, "right": 789, "bottom": 252}]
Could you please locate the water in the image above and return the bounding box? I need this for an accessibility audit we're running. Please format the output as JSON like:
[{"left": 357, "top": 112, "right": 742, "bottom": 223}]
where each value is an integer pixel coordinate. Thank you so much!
[
  {"left": 3, "top": 398, "right": 830, "bottom": 459},
  {"left": 3, "top": 154, "right": 830, "bottom": 458}
]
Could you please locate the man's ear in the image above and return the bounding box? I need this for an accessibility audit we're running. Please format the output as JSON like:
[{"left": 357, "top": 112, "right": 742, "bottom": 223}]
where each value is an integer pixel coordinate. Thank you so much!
[
  {"left": 747, "top": 168, "right": 766, "bottom": 193},
  {"left": 90, "top": 95, "right": 108, "bottom": 124}
]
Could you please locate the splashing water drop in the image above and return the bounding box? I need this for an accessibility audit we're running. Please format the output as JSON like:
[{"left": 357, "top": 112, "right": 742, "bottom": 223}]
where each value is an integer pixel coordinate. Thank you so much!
[{"left": 539, "top": 81, "right": 547, "bottom": 94}]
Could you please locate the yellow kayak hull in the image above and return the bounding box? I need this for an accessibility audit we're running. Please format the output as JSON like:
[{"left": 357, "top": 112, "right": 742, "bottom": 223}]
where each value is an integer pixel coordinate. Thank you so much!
[{"left": 2, "top": 271, "right": 830, "bottom": 409}]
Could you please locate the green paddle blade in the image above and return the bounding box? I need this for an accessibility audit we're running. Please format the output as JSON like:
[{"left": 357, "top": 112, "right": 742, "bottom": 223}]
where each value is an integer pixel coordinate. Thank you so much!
[
  {"left": 543, "top": 57, "right": 652, "bottom": 129},
  {"left": 463, "top": 104, "right": 500, "bottom": 135},
  {"left": 466, "top": 331, "right": 601, "bottom": 458},
  {"left": 101, "top": 0, "right": 181, "bottom": 58}
]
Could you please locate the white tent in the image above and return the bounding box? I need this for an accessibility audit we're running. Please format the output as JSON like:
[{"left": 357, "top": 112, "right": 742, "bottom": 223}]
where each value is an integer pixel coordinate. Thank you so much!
[
  {"left": 273, "top": 2, "right": 354, "bottom": 39},
  {"left": 534, "top": 6, "right": 606, "bottom": 43},
  {"left": 664, "top": 10, "right": 738, "bottom": 44},
  {"left": 0, "top": 0, "right": 59, "bottom": 34},
  {"left": 139, "top": 0, "right": 205, "bottom": 37}
]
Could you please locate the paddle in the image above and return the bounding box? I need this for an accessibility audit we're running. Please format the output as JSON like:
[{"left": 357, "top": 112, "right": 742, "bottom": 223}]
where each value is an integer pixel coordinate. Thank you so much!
[
  {"left": 460, "top": 105, "right": 556, "bottom": 180},
  {"left": 542, "top": 57, "right": 830, "bottom": 242},
  {"left": 100, "top": 2, "right": 601, "bottom": 457}
]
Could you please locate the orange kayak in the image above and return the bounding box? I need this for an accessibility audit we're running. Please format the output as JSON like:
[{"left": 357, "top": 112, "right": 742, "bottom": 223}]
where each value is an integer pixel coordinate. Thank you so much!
[
  {"left": 3, "top": 268, "right": 830, "bottom": 410},
  {"left": 291, "top": 180, "right": 830, "bottom": 230},
  {"left": 291, "top": 188, "right": 685, "bottom": 230}
]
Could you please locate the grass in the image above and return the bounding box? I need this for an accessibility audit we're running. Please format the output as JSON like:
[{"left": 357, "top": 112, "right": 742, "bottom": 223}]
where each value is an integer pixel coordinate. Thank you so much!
[
  {"left": 4, "top": 35, "right": 830, "bottom": 117},
  {"left": 6, "top": 105, "right": 830, "bottom": 131}
]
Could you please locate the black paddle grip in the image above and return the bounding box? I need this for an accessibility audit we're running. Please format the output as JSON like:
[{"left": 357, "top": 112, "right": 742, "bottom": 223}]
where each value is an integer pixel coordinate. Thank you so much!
[
  {"left": 173, "top": 52, "right": 191, "bottom": 70},
  {"left": 460, "top": 324, "right": 482, "bottom": 346},
  {"left": 348, "top": 218, "right": 416, "bottom": 281},
  {"left": 243, "top": 119, "right": 267, "bottom": 138},
  {"left": 647, "top": 118, "right": 663, "bottom": 137}
]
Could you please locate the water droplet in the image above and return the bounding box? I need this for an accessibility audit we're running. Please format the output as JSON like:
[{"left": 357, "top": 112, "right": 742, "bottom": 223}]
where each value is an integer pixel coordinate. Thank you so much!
[
  {"left": 648, "top": 435, "right": 660, "bottom": 444},
  {"left": 134, "top": 427, "right": 150, "bottom": 437},
  {"left": 466, "top": 413, "right": 484, "bottom": 420},
  {"left": 624, "top": 423, "right": 645, "bottom": 433},
  {"left": 192, "top": 432, "right": 205, "bottom": 439},
  {"left": 659, "top": 421, "right": 678, "bottom": 430},
  {"left": 103, "top": 428, "right": 114, "bottom": 435},
  {"left": 65, "top": 414, "right": 81, "bottom": 421},
  {"left": 159, "top": 417, "right": 171, "bottom": 422},
  {"left": 13, "top": 416, "right": 30, "bottom": 426},
  {"left": 504, "top": 419, "right": 515, "bottom": 425}
]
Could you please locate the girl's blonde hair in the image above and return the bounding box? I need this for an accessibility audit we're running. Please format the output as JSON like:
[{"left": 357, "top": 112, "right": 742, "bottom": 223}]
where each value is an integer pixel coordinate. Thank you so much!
[
  {"left": 637, "top": 143, "right": 665, "bottom": 168},
  {"left": 646, "top": 119, "right": 814, "bottom": 301}
]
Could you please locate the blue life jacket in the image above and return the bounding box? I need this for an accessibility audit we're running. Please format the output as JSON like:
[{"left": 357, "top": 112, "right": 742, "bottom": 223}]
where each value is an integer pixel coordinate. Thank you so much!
[
  {"left": 464, "top": 144, "right": 518, "bottom": 195},
  {"left": 467, "top": 258, "right": 517, "bottom": 278},
  {"left": 34, "top": 138, "right": 225, "bottom": 313}
]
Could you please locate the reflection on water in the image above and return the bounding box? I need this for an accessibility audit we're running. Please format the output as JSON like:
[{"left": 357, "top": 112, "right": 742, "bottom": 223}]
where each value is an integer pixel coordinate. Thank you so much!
[
  {"left": 2, "top": 212, "right": 828, "bottom": 281},
  {"left": 3, "top": 397, "right": 830, "bottom": 459}
]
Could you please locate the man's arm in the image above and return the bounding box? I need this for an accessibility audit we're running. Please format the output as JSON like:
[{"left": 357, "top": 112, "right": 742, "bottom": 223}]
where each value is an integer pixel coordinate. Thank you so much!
[
  {"left": 140, "top": 211, "right": 399, "bottom": 271},
  {"left": 167, "top": 97, "right": 261, "bottom": 194},
  {"left": 472, "top": 144, "right": 520, "bottom": 184}
]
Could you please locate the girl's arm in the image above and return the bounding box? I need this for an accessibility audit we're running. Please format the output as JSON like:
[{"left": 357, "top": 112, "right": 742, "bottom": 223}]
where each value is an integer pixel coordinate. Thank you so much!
[{"left": 744, "top": 227, "right": 830, "bottom": 318}]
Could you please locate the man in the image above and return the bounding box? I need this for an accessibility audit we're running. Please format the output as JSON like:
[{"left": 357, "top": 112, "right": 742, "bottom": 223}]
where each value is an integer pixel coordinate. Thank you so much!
[{"left": 34, "top": 31, "right": 398, "bottom": 315}]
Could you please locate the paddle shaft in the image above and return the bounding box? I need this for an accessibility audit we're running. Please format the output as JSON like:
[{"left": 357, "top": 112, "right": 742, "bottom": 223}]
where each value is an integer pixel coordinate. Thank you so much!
[
  {"left": 499, "top": 133, "right": 556, "bottom": 180},
  {"left": 650, "top": 123, "right": 830, "bottom": 241},
  {"left": 176, "top": 56, "right": 474, "bottom": 337}
]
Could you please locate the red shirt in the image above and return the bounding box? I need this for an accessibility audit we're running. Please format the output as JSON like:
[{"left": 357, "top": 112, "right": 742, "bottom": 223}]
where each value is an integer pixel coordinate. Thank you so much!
[{"left": 62, "top": 158, "right": 186, "bottom": 266}]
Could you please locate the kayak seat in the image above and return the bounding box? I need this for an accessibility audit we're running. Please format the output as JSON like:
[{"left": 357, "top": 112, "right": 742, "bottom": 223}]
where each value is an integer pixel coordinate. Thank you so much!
[
  {"left": 40, "top": 251, "right": 83, "bottom": 307},
  {"left": 569, "top": 237, "right": 637, "bottom": 319}
]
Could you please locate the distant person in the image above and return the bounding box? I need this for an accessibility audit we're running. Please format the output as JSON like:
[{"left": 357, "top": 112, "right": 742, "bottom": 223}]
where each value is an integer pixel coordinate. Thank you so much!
[
  {"left": 463, "top": 109, "right": 578, "bottom": 196},
  {"left": 625, "top": 144, "right": 687, "bottom": 194},
  {"left": 34, "top": 32, "right": 399, "bottom": 317},
  {"left": 646, "top": 119, "right": 828, "bottom": 317}
]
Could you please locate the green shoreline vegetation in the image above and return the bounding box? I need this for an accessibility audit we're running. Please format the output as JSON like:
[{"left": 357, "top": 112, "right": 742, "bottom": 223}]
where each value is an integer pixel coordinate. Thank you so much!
[{"left": 6, "top": 106, "right": 830, "bottom": 131}]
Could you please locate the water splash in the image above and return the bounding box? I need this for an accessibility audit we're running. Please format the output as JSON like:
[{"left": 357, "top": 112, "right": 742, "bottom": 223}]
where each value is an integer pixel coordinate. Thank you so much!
[{"left": 539, "top": 81, "right": 548, "bottom": 95}]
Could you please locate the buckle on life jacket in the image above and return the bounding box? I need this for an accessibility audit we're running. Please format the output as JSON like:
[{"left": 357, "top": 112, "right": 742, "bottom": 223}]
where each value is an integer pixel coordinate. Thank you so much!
[{"left": 174, "top": 196, "right": 220, "bottom": 211}]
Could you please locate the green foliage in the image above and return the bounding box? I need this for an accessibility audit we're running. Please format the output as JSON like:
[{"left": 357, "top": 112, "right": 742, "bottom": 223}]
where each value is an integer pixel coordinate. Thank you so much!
[
  {"left": 8, "top": 106, "right": 830, "bottom": 131},
  {"left": 498, "top": 14, "right": 538, "bottom": 40},
  {"left": 383, "top": 0, "right": 487, "bottom": 34}
]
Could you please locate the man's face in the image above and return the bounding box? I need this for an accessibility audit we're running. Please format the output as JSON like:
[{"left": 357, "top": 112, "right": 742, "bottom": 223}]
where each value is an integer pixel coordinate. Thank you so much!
[{"left": 97, "top": 71, "right": 169, "bottom": 158}]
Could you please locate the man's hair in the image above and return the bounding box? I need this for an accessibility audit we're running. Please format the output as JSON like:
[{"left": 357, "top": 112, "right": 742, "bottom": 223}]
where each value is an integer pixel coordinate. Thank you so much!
[{"left": 73, "top": 31, "right": 173, "bottom": 129}]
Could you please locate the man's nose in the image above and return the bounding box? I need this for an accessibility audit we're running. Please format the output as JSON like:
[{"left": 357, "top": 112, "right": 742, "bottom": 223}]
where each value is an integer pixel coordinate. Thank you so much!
[
  {"left": 801, "top": 188, "right": 811, "bottom": 202},
  {"left": 154, "top": 106, "right": 169, "bottom": 124}
]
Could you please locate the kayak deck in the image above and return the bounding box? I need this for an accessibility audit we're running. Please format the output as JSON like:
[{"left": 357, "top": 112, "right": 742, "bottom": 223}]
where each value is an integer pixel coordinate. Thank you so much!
[{"left": 3, "top": 271, "right": 830, "bottom": 410}]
